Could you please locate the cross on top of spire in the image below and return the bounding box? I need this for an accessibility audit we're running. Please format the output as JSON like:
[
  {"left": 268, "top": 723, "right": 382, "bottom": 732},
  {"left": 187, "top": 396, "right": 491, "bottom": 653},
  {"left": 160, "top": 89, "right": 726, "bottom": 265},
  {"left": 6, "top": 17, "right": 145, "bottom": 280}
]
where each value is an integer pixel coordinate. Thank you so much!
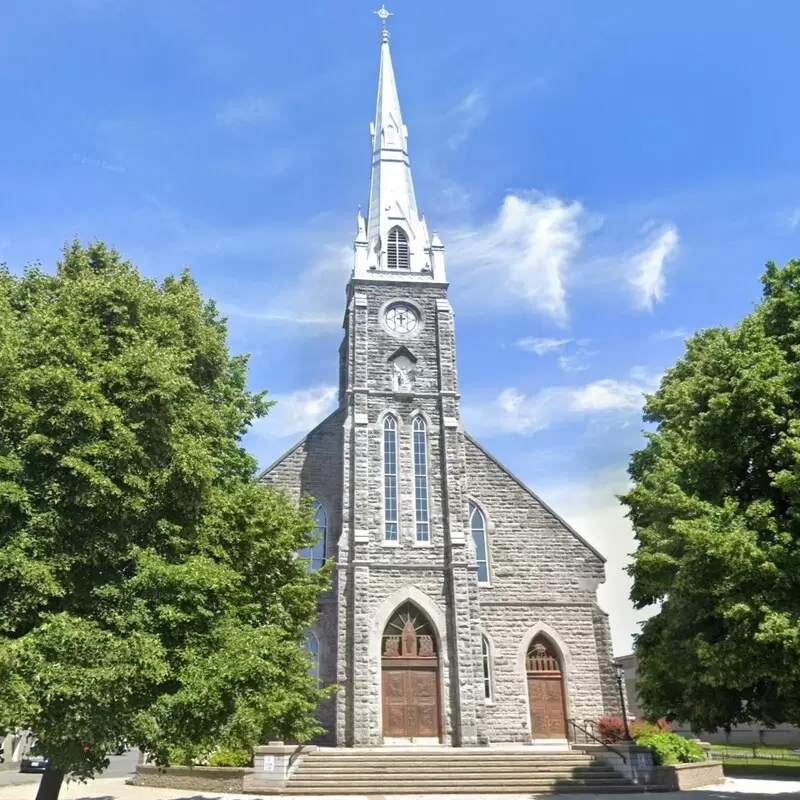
[{"left": 375, "top": 5, "right": 392, "bottom": 41}]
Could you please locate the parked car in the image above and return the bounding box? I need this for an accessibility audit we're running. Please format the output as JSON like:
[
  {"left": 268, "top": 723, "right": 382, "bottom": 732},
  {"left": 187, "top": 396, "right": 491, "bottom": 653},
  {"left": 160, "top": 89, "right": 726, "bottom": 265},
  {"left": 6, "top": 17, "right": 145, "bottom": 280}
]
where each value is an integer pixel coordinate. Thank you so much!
[{"left": 20, "top": 756, "right": 49, "bottom": 773}]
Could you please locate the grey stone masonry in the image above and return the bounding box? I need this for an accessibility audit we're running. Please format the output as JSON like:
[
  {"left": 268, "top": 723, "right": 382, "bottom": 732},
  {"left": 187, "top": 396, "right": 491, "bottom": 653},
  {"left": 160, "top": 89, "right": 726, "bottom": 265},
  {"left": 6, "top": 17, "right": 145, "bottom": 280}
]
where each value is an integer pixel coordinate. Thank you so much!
[{"left": 259, "top": 272, "right": 622, "bottom": 746}]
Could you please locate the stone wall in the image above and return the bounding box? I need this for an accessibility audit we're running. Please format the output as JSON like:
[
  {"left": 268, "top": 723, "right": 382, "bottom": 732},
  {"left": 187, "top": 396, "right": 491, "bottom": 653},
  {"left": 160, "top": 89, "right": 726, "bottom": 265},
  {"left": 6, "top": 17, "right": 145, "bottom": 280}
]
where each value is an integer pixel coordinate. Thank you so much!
[
  {"left": 464, "top": 436, "right": 622, "bottom": 739},
  {"left": 133, "top": 765, "right": 249, "bottom": 793},
  {"left": 653, "top": 761, "right": 725, "bottom": 790}
]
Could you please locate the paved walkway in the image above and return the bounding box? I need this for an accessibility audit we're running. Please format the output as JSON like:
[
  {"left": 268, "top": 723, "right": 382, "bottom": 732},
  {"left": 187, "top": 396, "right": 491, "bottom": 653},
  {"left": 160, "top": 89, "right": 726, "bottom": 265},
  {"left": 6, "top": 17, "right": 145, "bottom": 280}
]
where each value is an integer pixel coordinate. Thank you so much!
[{"left": 1, "top": 776, "right": 799, "bottom": 800}]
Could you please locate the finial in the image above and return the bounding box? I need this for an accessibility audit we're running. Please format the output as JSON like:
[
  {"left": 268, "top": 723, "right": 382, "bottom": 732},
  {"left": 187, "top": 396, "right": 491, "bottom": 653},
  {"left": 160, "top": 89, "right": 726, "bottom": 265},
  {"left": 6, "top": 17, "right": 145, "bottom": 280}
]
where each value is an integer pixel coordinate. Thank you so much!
[{"left": 375, "top": 5, "right": 392, "bottom": 41}]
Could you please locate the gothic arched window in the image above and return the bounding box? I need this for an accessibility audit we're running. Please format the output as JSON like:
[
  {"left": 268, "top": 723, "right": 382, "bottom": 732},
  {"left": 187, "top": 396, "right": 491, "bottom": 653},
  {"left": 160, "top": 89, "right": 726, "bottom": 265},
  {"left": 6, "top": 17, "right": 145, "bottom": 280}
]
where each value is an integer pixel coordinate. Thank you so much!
[
  {"left": 469, "top": 502, "right": 490, "bottom": 584},
  {"left": 526, "top": 637, "right": 562, "bottom": 675},
  {"left": 413, "top": 417, "right": 429, "bottom": 543},
  {"left": 299, "top": 501, "right": 327, "bottom": 571},
  {"left": 383, "top": 416, "right": 398, "bottom": 542},
  {"left": 382, "top": 602, "right": 437, "bottom": 659},
  {"left": 481, "top": 635, "right": 493, "bottom": 701},
  {"left": 387, "top": 226, "right": 410, "bottom": 270},
  {"left": 306, "top": 632, "right": 320, "bottom": 681}
]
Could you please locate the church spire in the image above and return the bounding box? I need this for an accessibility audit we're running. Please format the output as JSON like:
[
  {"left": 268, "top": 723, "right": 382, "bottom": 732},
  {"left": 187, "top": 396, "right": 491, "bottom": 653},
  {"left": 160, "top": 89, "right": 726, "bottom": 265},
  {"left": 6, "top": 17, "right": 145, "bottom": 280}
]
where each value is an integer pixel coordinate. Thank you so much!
[{"left": 353, "top": 7, "right": 446, "bottom": 282}]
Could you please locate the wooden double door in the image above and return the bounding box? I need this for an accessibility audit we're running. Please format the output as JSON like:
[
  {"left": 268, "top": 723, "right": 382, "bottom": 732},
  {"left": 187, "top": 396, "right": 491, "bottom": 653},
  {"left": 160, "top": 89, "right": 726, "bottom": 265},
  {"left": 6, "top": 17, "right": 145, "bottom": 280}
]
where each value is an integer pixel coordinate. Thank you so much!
[
  {"left": 382, "top": 662, "right": 440, "bottom": 740},
  {"left": 527, "top": 674, "right": 567, "bottom": 739},
  {"left": 526, "top": 637, "right": 567, "bottom": 739}
]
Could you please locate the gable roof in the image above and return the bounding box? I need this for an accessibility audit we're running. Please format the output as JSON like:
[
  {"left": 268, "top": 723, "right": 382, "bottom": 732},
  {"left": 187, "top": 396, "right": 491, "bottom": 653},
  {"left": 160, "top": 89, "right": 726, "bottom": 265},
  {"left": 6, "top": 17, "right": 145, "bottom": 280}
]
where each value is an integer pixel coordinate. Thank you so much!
[
  {"left": 464, "top": 432, "right": 607, "bottom": 564},
  {"left": 256, "top": 409, "right": 342, "bottom": 482}
]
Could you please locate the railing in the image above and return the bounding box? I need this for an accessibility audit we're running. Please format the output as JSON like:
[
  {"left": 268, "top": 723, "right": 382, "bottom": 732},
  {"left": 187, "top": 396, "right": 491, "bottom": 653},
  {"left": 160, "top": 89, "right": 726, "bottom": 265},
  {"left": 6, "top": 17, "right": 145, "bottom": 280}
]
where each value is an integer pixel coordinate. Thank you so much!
[{"left": 567, "top": 718, "right": 627, "bottom": 764}]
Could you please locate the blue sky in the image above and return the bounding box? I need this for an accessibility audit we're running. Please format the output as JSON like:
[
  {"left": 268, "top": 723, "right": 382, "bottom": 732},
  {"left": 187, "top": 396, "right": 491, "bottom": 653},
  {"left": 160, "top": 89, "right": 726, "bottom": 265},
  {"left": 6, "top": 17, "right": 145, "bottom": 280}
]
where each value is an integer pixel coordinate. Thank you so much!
[{"left": 2, "top": 0, "right": 800, "bottom": 654}]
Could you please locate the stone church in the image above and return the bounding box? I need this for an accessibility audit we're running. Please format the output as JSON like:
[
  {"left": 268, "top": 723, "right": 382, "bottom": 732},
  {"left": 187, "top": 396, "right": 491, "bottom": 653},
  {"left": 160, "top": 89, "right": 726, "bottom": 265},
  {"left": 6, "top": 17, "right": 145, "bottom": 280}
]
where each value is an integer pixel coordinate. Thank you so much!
[{"left": 260, "top": 14, "right": 622, "bottom": 749}]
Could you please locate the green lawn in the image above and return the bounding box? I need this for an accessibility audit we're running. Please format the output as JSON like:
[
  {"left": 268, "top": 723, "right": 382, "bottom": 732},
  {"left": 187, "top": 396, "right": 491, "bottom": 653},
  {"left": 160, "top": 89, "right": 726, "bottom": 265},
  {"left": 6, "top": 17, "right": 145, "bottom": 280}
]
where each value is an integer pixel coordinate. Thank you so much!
[
  {"left": 721, "top": 758, "right": 800, "bottom": 780},
  {"left": 712, "top": 744, "right": 799, "bottom": 757}
]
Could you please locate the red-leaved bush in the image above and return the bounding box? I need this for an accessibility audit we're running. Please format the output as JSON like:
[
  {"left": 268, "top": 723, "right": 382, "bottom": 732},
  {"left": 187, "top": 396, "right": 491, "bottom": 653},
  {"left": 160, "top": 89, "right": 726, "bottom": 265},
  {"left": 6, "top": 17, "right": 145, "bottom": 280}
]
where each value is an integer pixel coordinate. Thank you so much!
[{"left": 595, "top": 716, "right": 627, "bottom": 743}]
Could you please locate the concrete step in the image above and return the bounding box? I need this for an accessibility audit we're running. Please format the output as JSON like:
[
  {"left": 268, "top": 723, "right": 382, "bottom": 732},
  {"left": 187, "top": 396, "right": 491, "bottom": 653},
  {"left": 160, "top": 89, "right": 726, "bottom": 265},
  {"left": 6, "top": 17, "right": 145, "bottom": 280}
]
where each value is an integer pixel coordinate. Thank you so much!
[
  {"left": 283, "top": 784, "right": 645, "bottom": 795},
  {"left": 292, "top": 770, "right": 619, "bottom": 783},
  {"left": 303, "top": 751, "right": 592, "bottom": 756},
  {"left": 296, "top": 755, "right": 595, "bottom": 767},
  {"left": 285, "top": 750, "right": 642, "bottom": 795},
  {"left": 302, "top": 757, "right": 598, "bottom": 769},
  {"left": 295, "top": 767, "right": 620, "bottom": 776}
]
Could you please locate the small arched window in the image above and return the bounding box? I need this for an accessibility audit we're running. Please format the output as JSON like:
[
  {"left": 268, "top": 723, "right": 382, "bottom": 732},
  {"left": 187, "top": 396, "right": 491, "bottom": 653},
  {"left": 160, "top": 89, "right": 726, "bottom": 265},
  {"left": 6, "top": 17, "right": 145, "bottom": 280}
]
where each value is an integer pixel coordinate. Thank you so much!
[
  {"left": 469, "top": 503, "right": 490, "bottom": 584},
  {"left": 413, "top": 417, "right": 429, "bottom": 543},
  {"left": 387, "top": 227, "right": 410, "bottom": 270},
  {"left": 306, "top": 632, "right": 320, "bottom": 681},
  {"left": 299, "top": 501, "right": 327, "bottom": 571},
  {"left": 383, "top": 416, "right": 398, "bottom": 542},
  {"left": 481, "top": 635, "right": 493, "bottom": 701}
]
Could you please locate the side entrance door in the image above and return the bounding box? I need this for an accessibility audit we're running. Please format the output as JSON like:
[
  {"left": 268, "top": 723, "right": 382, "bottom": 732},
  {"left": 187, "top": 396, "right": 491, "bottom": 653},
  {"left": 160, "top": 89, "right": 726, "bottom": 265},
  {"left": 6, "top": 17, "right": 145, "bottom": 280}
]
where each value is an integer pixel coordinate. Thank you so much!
[
  {"left": 527, "top": 675, "right": 566, "bottom": 739},
  {"left": 526, "top": 638, "right": 567, "bottom": 739}
]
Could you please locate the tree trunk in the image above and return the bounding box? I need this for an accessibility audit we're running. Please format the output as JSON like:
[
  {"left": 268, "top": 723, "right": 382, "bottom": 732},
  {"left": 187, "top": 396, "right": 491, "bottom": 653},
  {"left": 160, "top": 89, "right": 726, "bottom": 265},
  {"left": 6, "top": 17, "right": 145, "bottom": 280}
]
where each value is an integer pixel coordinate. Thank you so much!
[{"left": 35, "top": 767, "right": 64, "bottom": 800}]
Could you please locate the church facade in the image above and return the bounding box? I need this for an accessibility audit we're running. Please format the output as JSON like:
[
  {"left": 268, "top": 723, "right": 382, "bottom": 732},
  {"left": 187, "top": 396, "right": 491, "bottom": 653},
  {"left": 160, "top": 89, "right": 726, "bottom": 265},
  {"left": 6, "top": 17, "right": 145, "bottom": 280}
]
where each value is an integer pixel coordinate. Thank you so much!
[{"left": 260, "top": 18, "right": 622, "bottom": 748}]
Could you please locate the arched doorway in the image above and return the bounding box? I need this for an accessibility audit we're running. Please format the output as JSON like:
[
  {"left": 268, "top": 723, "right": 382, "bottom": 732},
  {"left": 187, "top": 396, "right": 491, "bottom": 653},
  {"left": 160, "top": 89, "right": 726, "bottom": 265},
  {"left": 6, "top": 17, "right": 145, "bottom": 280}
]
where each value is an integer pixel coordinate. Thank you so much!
[
  {"left": 526, "top": 636, "right": 567, "bottom": 740},
  {"left": 381, "top": 602, "right": 441, "bottom": 741}
]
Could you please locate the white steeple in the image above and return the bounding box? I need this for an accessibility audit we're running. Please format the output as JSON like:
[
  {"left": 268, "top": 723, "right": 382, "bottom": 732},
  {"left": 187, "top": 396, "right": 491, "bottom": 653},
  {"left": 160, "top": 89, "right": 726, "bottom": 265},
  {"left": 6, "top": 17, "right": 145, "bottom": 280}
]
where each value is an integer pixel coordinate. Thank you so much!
[{"left": 353, "top": 7, "right": 446, "bottom": 282}]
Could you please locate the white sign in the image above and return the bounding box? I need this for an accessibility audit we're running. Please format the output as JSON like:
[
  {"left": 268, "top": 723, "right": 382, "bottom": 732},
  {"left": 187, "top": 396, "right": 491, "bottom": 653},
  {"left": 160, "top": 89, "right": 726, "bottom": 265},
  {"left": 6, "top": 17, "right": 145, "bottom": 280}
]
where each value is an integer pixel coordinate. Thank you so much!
[{"left": 262, "top": 756, "right": 275, "bottom": 772}]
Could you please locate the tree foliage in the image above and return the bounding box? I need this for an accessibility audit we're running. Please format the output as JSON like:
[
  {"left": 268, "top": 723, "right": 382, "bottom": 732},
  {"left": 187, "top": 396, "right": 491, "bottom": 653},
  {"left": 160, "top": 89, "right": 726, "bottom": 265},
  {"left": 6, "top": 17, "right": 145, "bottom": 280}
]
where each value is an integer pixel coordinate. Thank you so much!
[
  {"left": 0, "top": 242, "right": 330, "bottom": 799},
  {"left": 621, "top": 259, "right": 800, "bottom": 732}
]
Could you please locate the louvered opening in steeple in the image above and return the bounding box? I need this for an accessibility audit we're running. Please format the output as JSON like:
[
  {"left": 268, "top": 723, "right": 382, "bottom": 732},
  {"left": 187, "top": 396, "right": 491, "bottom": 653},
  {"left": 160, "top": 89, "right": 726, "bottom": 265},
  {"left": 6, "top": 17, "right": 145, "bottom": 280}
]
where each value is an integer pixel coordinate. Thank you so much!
[{"left": 387, "top": 226, "right": 410, "bottom": 269}]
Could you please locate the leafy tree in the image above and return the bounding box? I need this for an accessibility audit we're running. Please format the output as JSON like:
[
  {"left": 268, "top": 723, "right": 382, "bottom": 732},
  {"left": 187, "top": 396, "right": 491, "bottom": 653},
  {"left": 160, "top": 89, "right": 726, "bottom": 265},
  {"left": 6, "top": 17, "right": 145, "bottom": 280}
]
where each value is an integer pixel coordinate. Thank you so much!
[
  {"left": 0, "top": 242, "right": 330, "bottom": 800},
  {"left": 621, "top": 259, "right": 800, "bottom": 734}
]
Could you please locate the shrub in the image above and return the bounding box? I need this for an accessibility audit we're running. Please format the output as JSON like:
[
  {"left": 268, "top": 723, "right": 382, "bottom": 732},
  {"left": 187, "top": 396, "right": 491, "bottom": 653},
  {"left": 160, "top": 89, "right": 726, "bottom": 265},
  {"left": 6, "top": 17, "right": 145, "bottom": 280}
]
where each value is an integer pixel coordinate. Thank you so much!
[
  {"left": 596, "top": 717, "right": 627, "bottom": 743},
  {"left": 167, "top": 746, "right": 210, "bottom": 766},
  {"left": 636, "top": 732, "right": 705, "bottom": 766},
  {"left": 208, "top": 748, "right": 252, "bottom": 768},
  {"left": 631, "top": 719, "right": 672, "bottom": 738}
]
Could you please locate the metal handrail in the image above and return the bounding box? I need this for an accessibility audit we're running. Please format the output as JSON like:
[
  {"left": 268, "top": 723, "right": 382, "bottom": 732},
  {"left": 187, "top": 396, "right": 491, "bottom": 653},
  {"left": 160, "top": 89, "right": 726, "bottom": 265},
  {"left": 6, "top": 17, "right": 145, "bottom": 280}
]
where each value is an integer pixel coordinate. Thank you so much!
[
  {"left": 288, "top": 742, "right": 309, "bottom": 768},
  {"left": 567, "top": 718, "right": 627, "bottom": 764}
]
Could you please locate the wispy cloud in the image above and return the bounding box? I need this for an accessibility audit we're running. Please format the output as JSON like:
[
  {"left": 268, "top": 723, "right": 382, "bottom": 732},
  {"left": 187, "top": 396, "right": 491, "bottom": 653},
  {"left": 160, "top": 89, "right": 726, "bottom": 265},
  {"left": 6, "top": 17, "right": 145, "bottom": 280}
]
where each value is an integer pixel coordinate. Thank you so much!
[
  {"left": 447, "top": 192, "right": 599, "bottom": 325},
  {"left": 447, "top": 88, "right": 488, "bottom": 150},
  {"left": 518, "top": 337, "right": 572, "bottom": 355},
  {"left": 652, "top": 327, "right": 689, "bottom": 341},
  {"left": 463, "top": 376, "right": 652, "bottom": 437},
  {"left": 790, "top": 209, "right": 800, "bottom": 229},
  {"left": 252, "top": 385, "right": 338, "bottom": 440},
  {"left": 217, "top": 95, "right": 283, "bottom": 128},
  {"left": 221, "top": 244, "right": 349, "bottom": 333},
  {"left": 517, "top": 336, "right": 592, "bottom": 371},
  {"left": 628, "top": 224, "right": 679, "bottom": 311},
  {"left": 558, "top": 353, "right": 590, "bottom": 373}
]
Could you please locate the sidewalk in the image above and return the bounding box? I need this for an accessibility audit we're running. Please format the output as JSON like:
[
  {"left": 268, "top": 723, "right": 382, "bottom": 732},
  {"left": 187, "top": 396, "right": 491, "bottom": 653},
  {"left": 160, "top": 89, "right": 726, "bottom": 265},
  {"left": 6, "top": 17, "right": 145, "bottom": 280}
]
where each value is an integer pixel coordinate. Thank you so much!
[{"left": 3, "top": 775, "right": 800, "bottom": 800}]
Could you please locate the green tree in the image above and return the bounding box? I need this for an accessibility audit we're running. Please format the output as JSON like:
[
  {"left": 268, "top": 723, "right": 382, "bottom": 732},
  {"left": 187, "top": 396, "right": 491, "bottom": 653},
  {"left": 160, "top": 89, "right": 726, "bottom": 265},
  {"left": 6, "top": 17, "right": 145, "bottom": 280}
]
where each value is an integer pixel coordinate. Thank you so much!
[
  {"left": 0, "top": 242, "right": 330, "bottom": 800},
  {"left": 621, "top": 259, "right": 800, "bottom": 734}
]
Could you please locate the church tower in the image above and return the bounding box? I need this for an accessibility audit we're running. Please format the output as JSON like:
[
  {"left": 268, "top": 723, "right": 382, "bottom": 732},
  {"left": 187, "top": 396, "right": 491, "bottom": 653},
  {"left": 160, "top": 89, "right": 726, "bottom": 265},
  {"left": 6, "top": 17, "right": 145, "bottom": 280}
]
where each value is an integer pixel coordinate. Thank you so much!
[
  {"left": 337, "top": 7, "right": 483, "bottom": 747},
  {"left": 261, "top": 8, "right": 623, "bottom": 749}
]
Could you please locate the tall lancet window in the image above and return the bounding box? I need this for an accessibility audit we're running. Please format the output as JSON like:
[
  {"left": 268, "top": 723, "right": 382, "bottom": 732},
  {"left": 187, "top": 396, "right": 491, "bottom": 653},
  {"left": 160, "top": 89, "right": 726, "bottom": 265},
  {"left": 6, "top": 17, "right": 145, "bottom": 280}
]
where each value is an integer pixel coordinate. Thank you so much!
[
  {"left": 413, "top": 417, "right": 430, "bottom": 543},
  {"left": 387, "top": 227, "right": 410, "bottom": 270},
  {"left": 383, "top": 416, "right": 398, "bottom": 542},
  {"left": 299, "top": 501, "right": 327, "bottom": 572},
  {"left": 470, "top": 502, "right": 490, "bottom": 584}
]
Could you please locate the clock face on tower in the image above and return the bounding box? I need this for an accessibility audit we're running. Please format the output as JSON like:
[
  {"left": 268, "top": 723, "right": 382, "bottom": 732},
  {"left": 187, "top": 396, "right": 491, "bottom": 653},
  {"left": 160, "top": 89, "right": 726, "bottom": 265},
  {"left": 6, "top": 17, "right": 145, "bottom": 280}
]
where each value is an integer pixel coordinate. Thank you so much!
[{"left": 384, "top": 304, "right": 418, "bottom": 334}]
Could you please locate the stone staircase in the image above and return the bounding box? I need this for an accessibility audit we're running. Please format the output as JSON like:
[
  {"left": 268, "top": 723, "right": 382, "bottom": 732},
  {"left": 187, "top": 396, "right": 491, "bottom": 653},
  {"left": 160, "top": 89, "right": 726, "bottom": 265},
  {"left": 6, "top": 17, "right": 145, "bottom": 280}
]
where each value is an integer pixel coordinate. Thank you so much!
[{"left": 283, "top": 747, "right": 644, "bottom": 794}]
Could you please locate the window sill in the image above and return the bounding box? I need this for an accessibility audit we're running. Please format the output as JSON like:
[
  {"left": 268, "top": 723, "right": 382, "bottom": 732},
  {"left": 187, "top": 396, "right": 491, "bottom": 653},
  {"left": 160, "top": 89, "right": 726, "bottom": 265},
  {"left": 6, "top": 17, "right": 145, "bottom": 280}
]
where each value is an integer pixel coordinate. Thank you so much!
[
  {"left": 381, "top": 540, "right": 400, "bottom": 548},
  {"left": 484, "top": 699, "right": 495, "bottom": 706},
  {"left": 413, "top": 541, "right": 432, "bottom": 548},
  {"left": 478, "top": 581, "right": 493, "bottom": 588}
]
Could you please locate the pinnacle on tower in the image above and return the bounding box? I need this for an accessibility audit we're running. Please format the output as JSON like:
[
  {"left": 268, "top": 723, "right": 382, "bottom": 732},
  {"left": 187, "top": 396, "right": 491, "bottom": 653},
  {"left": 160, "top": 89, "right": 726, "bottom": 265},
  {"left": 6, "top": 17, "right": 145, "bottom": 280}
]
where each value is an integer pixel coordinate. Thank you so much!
[{"left": 353, "top": 8, "right": 446, "bottom": 282}]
